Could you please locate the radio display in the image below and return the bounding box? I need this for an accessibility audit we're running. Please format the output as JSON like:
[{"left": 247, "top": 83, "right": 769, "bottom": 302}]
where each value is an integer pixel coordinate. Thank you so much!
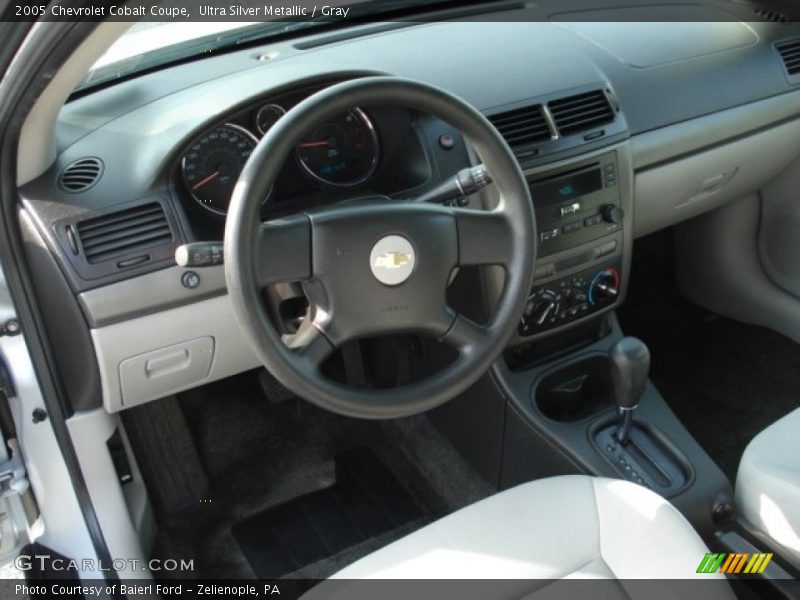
[{"left": 530, "top": 166, "right": 603, "bottom": 205}]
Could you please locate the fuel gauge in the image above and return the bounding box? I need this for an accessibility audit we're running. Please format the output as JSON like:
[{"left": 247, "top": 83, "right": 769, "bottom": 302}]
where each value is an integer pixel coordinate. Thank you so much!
[{"left": 255, "top": 103, "right": 286, "bottom": 136}]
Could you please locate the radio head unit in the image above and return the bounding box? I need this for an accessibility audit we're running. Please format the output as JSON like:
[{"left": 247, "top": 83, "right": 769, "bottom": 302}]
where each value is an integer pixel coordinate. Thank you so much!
[{"left": 531, "top": 153, "right": 622, "bottom": 257}]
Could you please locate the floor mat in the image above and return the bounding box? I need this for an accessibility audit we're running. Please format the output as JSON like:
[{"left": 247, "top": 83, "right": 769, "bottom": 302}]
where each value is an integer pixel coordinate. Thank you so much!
[
  {"left": 618, "top": 231, "right": 800, "bottom": 482},
  {"left": 140, "top": 371, "right": 493, "bottom": 579},
  {"left": 232, "top": 447, "right": 427, "bottom": 579}
]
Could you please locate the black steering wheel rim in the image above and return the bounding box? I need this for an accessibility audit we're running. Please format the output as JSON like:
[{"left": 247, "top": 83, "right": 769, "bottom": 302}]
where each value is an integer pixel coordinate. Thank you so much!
[{"left": 225, "top": 76, "right": 536, "bottom": 419}]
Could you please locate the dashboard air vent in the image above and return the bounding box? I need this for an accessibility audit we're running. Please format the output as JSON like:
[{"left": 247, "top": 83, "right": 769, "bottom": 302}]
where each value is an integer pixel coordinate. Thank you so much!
[
  {"left": 547, "top": 90, "right": 614, "bottom": 136},
  {"left": 487, "top": 104, "right": 552, "bottom": 152},
  {"left": 776, "top": 38, "right": 800, "bottom": 76},
  {"left": 75, "top": 202, "right": 173, "bottom": 264},
  {"left": 58, "top": 157, "right": 103, "bottom": 193}
]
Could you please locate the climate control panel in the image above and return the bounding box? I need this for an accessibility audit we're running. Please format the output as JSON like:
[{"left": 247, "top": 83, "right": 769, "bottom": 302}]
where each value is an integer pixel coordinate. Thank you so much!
[{"left": 519, "top": 261, "right": 621, "bottom": 336}]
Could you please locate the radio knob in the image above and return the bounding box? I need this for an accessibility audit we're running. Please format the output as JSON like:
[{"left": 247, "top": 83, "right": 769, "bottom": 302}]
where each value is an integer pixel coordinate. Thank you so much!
[{"left": 601, "top": 204, "right": 623, "bottom": 224}]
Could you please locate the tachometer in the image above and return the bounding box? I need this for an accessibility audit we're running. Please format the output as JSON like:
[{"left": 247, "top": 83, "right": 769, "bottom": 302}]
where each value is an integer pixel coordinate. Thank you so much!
[
  {"left": 296, "top": 108, "right": 379, "bottom": 186},
  {"left": 181, "top": 124, "right": 259, "bottom": 215}
]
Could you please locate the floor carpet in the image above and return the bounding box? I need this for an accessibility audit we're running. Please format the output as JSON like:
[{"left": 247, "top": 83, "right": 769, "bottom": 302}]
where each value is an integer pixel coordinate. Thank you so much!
[
  {"left": 134, "top": 370, "right": 493, "bottom": 580},
  {"left": 232, "top": 447, "right": 427, "bottom": 579},
  {"left": 618, "top": 231, "right": 800, "bottom": 482}
]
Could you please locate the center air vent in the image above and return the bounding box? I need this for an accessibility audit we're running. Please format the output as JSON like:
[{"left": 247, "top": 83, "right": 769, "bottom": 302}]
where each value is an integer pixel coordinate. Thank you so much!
[
  {"left": 487, "top": 104, "right": 552, "bottom": 153},
  {"left": 58, "top": 157, "right": 104, "bottom": 193},
  {"left": 547, "top": 90, "right": 615, "bottom": 136},
  {"left": 76, "top": 202, "right": 173, "bottom": 265},
  {"left": 776, "top": 38, "right": 800, "bottom": 77}
]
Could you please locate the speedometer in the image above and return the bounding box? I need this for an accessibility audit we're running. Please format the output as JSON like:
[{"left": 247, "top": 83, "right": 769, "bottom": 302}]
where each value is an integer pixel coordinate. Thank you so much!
[
  {"left": 296, "top": 108, "right": 379, "bottom": 186},
  {"left": 181, "top": 124, "right": 259, "bottom": 215}
]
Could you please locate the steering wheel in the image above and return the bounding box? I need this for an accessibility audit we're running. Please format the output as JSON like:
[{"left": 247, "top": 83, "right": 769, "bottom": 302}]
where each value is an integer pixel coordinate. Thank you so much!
[{"left": 225, "top": 76, "right": 536, "bottom": 419}]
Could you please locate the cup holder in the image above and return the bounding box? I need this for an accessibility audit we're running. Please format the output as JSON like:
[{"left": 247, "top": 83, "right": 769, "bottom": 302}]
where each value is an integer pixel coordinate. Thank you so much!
[{"left": 534, "top": 356, "right": 614, "bottom": 422}]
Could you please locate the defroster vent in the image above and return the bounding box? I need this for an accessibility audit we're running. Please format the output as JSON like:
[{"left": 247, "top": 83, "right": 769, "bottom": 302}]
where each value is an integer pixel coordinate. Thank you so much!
[{"left": 76, "top": 202, "right": 173, "bottom": 265}]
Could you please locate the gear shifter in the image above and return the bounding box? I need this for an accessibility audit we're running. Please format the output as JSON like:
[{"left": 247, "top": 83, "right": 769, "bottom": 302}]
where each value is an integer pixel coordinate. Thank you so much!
[
  {"left": 609, "top": 337, "right": 650, "bottom": 445},
  {"left": 594, "top": 337, "right": 687, "bottom": 492}
]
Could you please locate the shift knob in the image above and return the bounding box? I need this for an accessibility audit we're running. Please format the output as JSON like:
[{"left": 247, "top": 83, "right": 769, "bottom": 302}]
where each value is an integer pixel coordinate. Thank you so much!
[{"left": 609, "top": 337, "right": 650, "bottom": 410}]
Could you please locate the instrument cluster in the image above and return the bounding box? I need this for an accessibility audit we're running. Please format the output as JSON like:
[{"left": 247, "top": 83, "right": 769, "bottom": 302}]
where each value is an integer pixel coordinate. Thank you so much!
[{"left": 178, "top": 89, "right": 383, "bottom": 217}]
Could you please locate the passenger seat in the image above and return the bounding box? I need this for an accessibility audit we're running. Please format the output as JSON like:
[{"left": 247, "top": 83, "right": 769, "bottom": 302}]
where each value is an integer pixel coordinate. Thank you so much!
[{"left": 736, "top": 407, "right": 800, "bottom": 569}]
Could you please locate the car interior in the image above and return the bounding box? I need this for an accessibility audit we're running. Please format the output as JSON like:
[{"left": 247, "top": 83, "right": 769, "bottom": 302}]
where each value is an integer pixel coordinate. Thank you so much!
[{"left": 4, "top": 0, "right": 800, "bottom": 596}]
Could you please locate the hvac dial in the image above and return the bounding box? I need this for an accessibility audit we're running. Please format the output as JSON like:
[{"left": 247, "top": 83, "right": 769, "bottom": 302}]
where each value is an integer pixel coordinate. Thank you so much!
[
  {"left": 181, "top": 123, "right": 262, "bottom": 215},
  {"left": 296, "top": 108, "right": 379, "bottom": 186}
]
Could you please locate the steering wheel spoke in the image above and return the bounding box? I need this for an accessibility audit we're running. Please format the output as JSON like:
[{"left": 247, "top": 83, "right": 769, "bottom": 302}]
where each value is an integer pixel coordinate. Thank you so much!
[
  {"left": 454, "top": 208, "right": 516, "bottom": 267},
  {"left": 290, "top": 326, "right": 337, "bottom": 371},
  {"left": 441, "top": 312, "right": 491, "bottom": 354},
  {"left": 256, "top": 215, "right": 313, "bottom": 286}
]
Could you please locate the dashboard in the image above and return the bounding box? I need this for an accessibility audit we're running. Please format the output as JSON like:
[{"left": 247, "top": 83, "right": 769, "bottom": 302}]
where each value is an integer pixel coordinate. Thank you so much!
[{"left": 16, "top": 5, "right": 800, "bottom": 413}]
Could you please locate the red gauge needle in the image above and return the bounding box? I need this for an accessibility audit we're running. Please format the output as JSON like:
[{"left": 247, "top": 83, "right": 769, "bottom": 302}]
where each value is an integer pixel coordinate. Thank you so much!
[
  {"left": 299, "top": 140, "right": 330, "bottom": 148},
  {"left": 191, "top": 170, "right": 220, "bottom": 191}
]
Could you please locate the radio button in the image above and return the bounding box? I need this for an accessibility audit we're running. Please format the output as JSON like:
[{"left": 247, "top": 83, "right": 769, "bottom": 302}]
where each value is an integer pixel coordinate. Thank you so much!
[
  {"left": 540, "top": 228, "right": 559, "bottom": 241},
  {"left": 595, "top": 240, "right": 618, "bottom": 258},
  {"left": 584, "top": 214, "right": 602, "bottom": 227},
  {"left": 562, "top": 221, "right": 582, "bottom": 234},
  {"left": 559, "top": 202, "right": 581, "bottom": 217}
]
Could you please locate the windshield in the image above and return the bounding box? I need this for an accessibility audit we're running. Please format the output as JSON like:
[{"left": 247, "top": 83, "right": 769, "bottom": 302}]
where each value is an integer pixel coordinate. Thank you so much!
[{"left": 75, "top": 0, "right": 461, "bottom": 92}]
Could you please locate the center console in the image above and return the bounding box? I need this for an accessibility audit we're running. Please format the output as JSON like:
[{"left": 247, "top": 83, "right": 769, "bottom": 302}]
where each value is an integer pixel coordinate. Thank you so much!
[
  {"left": 434, "top": 142, "right": 733, "bottom": 542},
  {"left": 513, "top": 149, "right": 628, "bottom": 342}
]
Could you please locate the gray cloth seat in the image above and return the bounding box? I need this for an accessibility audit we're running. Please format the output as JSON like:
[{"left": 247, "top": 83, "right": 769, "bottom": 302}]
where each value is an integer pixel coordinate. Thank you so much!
[
  {"left": 736, "top": 407, "right": 800, "bottom": 568},
  {"left": 327, "top": 475, "right": 731, "bottom": 588}
]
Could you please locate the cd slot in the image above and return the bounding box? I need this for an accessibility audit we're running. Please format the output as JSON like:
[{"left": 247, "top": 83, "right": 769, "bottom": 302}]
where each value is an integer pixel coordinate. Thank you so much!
[{"left": 534, "top": 239, "right": 618, "bottom": 281}]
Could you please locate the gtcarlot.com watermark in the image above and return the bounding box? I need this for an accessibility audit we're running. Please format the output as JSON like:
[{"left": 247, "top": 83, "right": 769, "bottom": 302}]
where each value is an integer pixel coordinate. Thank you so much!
[{"left": 15, "top": 553, "right": 194, "bottom": 573}]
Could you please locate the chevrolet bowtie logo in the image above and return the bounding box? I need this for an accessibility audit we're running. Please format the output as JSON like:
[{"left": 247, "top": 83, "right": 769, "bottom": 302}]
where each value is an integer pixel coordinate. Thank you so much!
[
  {"left": 374, "top": 251, "right": 412, "bottom": 269},
  {"left": 370, "top": 235, "right": 415, "bottom": 286}
]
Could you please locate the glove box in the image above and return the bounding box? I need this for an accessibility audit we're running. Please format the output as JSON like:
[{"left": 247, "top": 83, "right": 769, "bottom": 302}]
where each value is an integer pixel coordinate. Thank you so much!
[{"left": 118, "top": 337, "right": 214, "bottom": 407}]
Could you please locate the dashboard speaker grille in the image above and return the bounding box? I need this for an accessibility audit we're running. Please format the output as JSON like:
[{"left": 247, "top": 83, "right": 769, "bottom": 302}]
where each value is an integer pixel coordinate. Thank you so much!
[
  {"left": 487, "top": 104, "right": 552, "bottom": 152},
  {"left": 76, "top": 202, "right": 173, "bottom": 264},
  {"left": 755, "top": 8, "right": 789, "bottom": 23},
  {"left": 548, "top": 90, "right": 615, "bottom": 136},
  {"left": 58, "top": 157, "right": 104, "bottom": 193},
  {"left": 776, "top": 38, "right": 800, "bottom": 76}
]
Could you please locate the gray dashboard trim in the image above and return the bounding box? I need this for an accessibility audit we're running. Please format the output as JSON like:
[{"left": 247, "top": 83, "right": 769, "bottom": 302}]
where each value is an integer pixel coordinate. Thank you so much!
[
  {"left": 631, "top": 89, "right": 800, "bottom": 171},
  {"left": 79, "top": 265, "right": 227, "bottom": 328},
  {"left": 92, "top": 294, "right": 261, "bottom": 412},
  {"left": 634, "top": 116, "right": 800, "bottom": 238}
]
